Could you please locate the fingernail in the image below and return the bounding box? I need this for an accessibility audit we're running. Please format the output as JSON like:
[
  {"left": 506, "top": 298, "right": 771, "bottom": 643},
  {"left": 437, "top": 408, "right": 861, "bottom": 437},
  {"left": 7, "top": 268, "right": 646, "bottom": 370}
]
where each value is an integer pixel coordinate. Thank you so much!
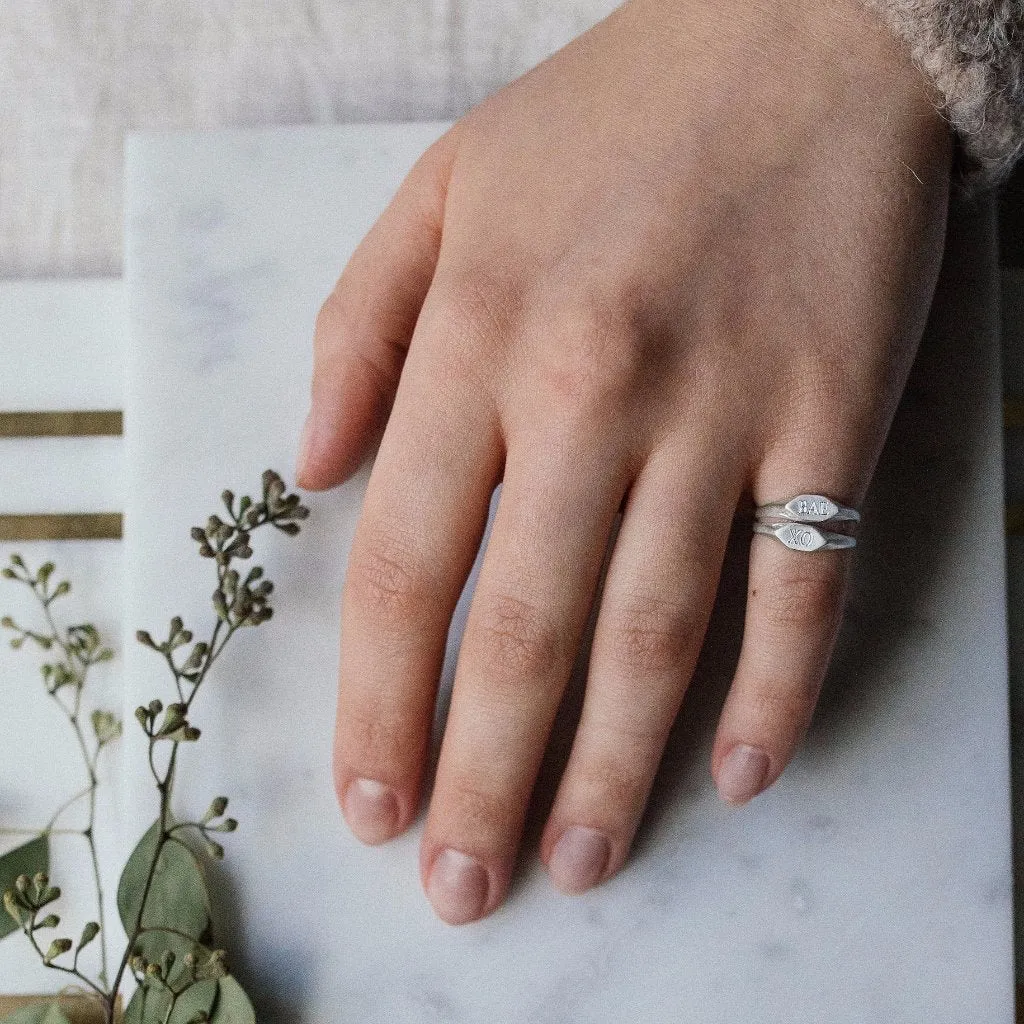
[
  {"left": 427, "top": 849, "right": 489, "bottom": 925},
  {"left": 548, "top": 826, "right": 610, "bottom": 895},
  {"left": 295, "top": 413, "right": 316, "bottom": 481},
  {"left": 717, "top": 744, "right": 770, "bottom": 805},
  {"left": 342, "top": 778, "right": 399, "bottom": 844}
]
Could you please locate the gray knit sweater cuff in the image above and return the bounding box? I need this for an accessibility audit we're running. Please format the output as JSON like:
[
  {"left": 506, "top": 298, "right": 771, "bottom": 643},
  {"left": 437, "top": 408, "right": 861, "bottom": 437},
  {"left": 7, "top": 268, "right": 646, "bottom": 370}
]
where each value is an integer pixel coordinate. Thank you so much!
[{"left": 860, "top": 0, "right": 1023, "bottom": 192}]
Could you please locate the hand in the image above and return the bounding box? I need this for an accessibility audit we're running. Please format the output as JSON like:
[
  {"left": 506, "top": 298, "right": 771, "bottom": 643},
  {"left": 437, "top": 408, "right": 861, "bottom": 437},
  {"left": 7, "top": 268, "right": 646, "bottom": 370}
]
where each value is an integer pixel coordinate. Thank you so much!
[{"left": 297, "top": 0, "right": 952, "bottom": 924}]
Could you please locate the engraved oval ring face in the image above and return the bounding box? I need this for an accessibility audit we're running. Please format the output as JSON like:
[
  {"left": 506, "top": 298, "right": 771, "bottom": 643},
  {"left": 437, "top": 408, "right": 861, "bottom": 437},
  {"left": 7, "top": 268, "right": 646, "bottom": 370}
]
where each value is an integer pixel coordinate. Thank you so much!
[
  {"left": 784, "top": 494, "right": 838, "bottom": 522},
  {"left": 776, "top": 523, "right": 827, "bottom": 552}
]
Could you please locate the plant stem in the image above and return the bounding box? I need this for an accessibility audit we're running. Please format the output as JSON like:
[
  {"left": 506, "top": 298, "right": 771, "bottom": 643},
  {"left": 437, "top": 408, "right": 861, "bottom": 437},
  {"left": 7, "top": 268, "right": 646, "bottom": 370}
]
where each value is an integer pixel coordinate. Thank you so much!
[
  {"left": 23, "top": 908, "right": 107, "bottom": 1000},
  {"left": 41, "top": 598, "right": 110, "bottom": 988},
  {"left": 44, "top": 785, "right": 94, "bottom": 831},
  {"left": 107, "top": 582, "right": 234, "bottom": 1019}
]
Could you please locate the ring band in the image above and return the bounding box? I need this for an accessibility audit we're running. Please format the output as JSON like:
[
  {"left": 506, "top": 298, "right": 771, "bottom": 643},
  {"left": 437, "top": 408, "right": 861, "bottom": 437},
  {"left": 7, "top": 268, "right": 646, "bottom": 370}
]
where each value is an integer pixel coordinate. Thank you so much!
[
  {"left": 753, "top": 521, "right": 857, "bottom": 552},
  {"left": 755, "top": 493, "right": 860, "bottom": 524}
]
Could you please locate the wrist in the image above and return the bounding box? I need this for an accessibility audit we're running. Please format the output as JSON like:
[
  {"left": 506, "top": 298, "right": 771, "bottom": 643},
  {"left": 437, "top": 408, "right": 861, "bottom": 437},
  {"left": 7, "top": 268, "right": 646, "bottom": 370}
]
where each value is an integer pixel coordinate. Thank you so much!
[{"left": 624, "top": 0, "right": 952, "bottom": 180}]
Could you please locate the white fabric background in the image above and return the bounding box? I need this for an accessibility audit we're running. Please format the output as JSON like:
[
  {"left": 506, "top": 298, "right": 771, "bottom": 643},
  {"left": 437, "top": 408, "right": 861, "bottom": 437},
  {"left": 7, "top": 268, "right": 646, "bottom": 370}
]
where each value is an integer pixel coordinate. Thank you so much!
[{"left": 0, "top": 0, "right": 619, "bottom": 277}]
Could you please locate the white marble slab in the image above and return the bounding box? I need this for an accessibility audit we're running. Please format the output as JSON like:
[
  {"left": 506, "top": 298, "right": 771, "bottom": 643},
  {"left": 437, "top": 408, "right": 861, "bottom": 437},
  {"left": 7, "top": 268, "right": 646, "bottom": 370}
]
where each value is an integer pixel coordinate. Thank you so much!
[
  {"left": 124, "top": 125, "right": 1014, "bottom": 1022},
  {"left": 0, "top": 278, "right": 125, "bottom": 993}
]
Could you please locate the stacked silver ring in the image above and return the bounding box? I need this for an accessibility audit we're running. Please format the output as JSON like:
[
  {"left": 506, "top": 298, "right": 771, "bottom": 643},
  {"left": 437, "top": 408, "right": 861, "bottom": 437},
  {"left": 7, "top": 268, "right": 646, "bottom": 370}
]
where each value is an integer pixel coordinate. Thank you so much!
[{"left": 754, "top": 494, "right": 860, "bottom": 552}]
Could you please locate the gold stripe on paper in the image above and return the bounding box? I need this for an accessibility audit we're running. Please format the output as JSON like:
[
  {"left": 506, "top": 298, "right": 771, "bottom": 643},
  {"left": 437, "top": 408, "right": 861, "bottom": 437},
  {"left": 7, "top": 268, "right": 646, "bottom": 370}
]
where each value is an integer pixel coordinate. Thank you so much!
[
  {"left": 0, "top": 410, "right": 123, "bottom": 438},
  {"left": 0, "top": 513, "right": 123, "bottom": 542}
]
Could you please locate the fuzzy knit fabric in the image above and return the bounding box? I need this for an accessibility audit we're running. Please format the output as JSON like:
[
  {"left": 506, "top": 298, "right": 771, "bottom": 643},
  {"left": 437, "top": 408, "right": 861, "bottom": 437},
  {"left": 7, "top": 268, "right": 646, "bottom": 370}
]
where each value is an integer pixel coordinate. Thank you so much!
[{"left": 861, "top": 0, "right": 1023, "bottom": 192}]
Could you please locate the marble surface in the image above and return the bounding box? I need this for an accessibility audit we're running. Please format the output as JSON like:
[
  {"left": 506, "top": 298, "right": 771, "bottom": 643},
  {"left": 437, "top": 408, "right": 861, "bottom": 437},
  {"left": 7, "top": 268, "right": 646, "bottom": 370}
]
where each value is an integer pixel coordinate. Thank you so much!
[
  {"left": 0, "top": 279, "right": 124, "bottom": 992},
  {"left": 123, "top": 124, "right": 1014, "bottom": 1022}
]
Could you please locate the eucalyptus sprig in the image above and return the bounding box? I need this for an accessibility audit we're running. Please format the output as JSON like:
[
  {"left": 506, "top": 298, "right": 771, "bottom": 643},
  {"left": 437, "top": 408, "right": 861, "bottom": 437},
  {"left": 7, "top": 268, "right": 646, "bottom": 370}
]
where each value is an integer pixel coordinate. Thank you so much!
[
  {"left": 0, "top": 556, "right": 119, "bottom": 991},
  {"left": 1, "top": 470, "right": 309, "bottom": 1024}
]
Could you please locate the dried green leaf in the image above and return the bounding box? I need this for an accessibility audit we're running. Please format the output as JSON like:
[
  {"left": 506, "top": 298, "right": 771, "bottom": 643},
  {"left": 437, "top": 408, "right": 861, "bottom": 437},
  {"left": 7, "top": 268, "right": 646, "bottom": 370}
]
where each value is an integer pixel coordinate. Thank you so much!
[
  {"left": 122, "top": 934, "right": 218, "bottom": 1024},
  {"left": 118, "top": 824, "right": 211, "bottom": 943},
  {"left": 208, "top": 976, "right": 256, "bottom": 1024}
]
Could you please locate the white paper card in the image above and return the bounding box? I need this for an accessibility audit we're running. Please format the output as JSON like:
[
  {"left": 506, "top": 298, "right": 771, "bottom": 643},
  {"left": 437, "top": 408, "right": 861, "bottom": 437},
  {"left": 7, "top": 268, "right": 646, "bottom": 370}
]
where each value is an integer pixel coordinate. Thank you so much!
[{"left": 0, "top": 278, "right": 124, "bottom": 993}]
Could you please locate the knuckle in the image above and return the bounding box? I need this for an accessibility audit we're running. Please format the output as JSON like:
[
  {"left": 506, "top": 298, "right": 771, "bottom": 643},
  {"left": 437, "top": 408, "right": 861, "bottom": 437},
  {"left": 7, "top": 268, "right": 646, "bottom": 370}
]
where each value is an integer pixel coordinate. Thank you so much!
[
  {"left": 443, "top": 778, "right": 518, "bottom": 840},
  {"left": 342, "top": 706, "right": 412, "bottom": 772},
  {"left": 470, "top": 592, "right": 564, "bottom": 681},
  {"left": 572, "top": 753, "right": 649, "bottom": 812},
  {"left": 347, "top": 523, "right": 434, "bottom": 623},
  {"left": 539, "top": 301, "right": 640, "bottom": 415},
  {"left": 744, "top": 676, "right": 819, "bottom": 727},
  {"left": 599, "top": 596, "right": 699, "bottom": 675},
  {"left": 755, "top": 572, "right": 844, "bottom": 631}
]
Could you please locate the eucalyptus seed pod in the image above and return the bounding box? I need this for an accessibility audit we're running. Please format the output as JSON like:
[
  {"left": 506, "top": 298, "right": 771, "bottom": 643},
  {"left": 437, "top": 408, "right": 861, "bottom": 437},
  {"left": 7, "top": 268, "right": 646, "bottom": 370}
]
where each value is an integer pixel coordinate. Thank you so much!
[
  {"left": 203, "top": 796, "right": 229, "bottom": 822},
  {"left": 43, "top": 937, "right": 72, "bottom": 963},
  {"left": 77, "top": 921, "right": 100, "bottom": 949},
  {"left": 136, "top": 630, "right": 157, "bottom": 649},
  {"left": 4, "top": 891, "right": 25, "bottom": 924}
]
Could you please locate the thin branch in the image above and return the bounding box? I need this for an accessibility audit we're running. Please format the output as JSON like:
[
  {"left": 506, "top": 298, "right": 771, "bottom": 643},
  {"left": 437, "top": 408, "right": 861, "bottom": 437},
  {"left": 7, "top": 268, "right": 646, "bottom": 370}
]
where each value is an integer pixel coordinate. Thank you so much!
[
  {"left": 22, "top": 909, "right": 106, "bottom": 1000},
  {"left": 44, "top": 786, "right": 93, "bottom": 831}
]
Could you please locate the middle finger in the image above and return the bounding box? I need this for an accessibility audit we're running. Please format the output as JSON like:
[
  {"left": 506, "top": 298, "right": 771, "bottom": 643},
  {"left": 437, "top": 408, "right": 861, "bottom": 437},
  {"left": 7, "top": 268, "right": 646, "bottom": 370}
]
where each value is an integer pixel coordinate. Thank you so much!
[{"left": 420, "top": 431, "right": 631, "bottom": 924}]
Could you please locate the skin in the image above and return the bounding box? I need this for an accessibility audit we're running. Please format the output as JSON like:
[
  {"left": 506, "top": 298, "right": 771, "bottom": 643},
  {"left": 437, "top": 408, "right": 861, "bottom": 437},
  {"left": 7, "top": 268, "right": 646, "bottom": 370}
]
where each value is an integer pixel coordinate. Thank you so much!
[{"left": 296, "top": 0, "right": 953, "bottom": 924}]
